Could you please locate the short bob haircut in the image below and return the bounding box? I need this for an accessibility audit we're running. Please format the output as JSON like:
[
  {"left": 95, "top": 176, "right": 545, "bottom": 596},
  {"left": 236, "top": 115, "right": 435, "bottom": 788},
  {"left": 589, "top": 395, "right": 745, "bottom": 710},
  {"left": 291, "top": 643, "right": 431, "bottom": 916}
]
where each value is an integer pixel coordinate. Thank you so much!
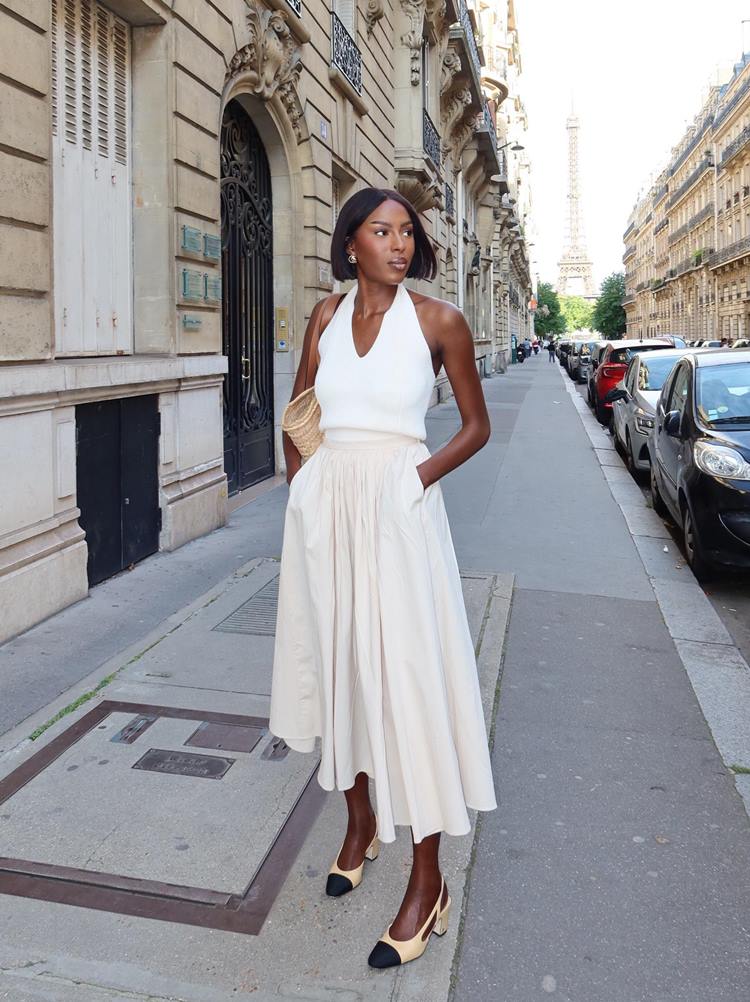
[{"left": 331, "top": 187, "right": 437, "bottom": 282}]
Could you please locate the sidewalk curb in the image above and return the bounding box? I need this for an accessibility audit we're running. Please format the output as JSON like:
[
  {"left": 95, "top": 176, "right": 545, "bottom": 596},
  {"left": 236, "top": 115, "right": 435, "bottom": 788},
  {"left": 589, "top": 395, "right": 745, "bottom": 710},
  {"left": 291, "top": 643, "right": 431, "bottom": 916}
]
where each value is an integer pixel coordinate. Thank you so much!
[{"left": 560, "top": 367, "right": 750, "bottom": 818}]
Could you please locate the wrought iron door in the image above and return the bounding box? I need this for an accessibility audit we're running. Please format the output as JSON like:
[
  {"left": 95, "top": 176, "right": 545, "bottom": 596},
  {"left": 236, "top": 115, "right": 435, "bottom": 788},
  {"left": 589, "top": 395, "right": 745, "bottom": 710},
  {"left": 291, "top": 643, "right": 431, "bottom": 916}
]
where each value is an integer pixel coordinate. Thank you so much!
[{"left": 220, "top": 101, "right": 275, "bottom": 494}]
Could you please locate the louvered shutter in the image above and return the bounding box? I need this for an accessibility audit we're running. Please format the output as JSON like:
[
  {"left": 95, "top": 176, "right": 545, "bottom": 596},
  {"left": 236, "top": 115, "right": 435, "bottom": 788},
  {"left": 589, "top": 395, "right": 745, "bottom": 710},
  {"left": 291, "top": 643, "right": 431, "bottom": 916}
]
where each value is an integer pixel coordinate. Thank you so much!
[
  {"left": 334, "top": 0, "right": 356, "bottom": 37},
  {"left": 331, "top": 178, "right": 340, "bottom": 231},
  {"left": 52, "top": 0, "right": 132, "bottom": 356}
]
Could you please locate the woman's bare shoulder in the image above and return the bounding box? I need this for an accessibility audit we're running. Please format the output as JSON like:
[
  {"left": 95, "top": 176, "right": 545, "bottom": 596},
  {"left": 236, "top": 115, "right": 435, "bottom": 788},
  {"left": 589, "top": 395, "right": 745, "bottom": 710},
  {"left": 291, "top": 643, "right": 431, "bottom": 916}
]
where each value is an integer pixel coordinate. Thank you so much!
[{"left": 407, "top": 290, "right": 469, "bottom": 334}]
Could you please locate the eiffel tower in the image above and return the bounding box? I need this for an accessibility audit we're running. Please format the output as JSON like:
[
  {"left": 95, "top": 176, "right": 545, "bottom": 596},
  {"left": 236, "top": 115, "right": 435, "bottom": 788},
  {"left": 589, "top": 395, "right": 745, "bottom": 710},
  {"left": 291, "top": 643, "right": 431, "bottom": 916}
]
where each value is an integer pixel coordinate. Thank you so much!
[{"left": 557, "top": 112, "right": 596, "bottom": 299}]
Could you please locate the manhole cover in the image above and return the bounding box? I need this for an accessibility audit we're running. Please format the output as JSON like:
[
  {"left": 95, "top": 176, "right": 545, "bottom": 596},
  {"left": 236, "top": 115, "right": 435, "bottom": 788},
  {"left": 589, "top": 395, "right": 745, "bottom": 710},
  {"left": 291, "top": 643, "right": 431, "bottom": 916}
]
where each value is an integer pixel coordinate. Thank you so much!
[
  {"left": 132, "top": 748, "right": 235, "bottom": 779},
  {"left": 213, "top": 576, "right": 279, "bottom": 636},
  {"left": 185, "top": 721, "right": 265, "bottom": 754}
]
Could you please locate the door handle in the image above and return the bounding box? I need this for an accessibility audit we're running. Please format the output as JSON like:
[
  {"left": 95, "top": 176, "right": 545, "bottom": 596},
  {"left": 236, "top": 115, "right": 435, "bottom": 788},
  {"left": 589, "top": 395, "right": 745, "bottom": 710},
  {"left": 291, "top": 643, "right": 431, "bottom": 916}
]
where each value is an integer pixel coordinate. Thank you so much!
[{"left": 241, "top": 356, "right": 251, "bottom": 381}]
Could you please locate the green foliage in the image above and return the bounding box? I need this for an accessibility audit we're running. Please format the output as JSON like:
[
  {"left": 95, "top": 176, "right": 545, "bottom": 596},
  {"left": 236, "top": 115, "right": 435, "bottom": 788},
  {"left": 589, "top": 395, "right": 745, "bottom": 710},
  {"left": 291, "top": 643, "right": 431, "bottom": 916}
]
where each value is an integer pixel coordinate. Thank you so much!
[
  {"left": 592, "top": 272, "right": 626, "bottom": 338},
  {"left": 559, "top": 295, "right": 595, "bottom": 333},
  {"left": 534, "top": 281, "right": 566, "bottom": 336}
]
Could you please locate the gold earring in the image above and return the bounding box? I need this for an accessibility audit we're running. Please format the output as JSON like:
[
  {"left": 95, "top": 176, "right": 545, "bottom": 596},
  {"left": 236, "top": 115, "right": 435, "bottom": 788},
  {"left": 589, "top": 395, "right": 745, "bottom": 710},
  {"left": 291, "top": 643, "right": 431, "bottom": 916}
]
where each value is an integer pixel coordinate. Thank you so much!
[{"left": 348, "top": 253, "right": 357, "bottom": 264}]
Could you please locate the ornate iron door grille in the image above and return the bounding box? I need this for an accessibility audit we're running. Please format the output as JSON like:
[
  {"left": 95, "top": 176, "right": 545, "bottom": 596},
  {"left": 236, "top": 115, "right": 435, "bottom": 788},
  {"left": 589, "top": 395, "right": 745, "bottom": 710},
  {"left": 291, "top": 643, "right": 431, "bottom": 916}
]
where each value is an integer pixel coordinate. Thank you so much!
[{"left": 220, "top": 101, "right": 275, "bottom": 495}]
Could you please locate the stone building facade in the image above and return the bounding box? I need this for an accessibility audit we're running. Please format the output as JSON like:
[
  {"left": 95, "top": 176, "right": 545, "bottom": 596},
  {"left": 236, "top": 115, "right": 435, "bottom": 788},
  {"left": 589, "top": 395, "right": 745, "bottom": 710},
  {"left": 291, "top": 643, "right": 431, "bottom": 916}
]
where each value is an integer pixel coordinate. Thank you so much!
[
  {"left": 0, "top": 0, "right": 532, "bottom": 642},
  {"left": 623, "top": 53, "right": 750, "bottom": 342}
]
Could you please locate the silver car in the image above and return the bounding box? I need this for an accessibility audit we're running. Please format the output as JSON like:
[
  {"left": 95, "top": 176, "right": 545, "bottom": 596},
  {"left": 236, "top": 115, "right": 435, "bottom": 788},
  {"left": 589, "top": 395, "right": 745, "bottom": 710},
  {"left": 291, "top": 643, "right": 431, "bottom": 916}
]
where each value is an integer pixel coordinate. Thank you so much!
[{"left": 609, "top": 349, "right": 695, "bottom": 473}]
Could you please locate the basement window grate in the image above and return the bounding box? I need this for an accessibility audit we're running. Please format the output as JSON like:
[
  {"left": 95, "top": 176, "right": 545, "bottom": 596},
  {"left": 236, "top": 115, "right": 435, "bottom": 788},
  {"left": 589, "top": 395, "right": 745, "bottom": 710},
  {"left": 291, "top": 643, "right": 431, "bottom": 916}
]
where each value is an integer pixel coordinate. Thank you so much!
[{"left": 212, "top": 576, "right": 280, "bottom": 636}]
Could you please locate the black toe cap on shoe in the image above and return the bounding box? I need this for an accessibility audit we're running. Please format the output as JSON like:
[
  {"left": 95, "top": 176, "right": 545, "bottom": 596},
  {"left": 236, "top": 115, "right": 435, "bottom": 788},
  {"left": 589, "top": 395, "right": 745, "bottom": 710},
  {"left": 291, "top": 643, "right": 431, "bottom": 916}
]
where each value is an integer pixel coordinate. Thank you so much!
[
  {"left": 325, "top": 873, "right": 353, "bottom": 897},
  {"left": 367, "top": 940, "right": 402, "bottom": 969}
]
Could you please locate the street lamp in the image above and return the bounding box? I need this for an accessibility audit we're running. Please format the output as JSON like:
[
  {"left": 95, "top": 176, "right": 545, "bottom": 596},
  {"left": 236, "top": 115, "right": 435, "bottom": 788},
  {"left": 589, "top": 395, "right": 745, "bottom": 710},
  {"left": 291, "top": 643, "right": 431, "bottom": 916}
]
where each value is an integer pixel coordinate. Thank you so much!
[{"left": 498, "top": 141, "right": 525, "bottom": 152}]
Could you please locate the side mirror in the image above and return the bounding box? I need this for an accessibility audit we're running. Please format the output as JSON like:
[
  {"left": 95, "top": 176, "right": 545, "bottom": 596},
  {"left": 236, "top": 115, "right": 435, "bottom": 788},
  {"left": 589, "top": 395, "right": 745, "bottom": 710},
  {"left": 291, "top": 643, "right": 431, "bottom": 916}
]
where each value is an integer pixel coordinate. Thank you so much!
[
  {"left": 605, "top": 388, "right": 628, "bottom": 404},
  {"left": 664, "top": 410, "right": 682, "bottom": 437}
]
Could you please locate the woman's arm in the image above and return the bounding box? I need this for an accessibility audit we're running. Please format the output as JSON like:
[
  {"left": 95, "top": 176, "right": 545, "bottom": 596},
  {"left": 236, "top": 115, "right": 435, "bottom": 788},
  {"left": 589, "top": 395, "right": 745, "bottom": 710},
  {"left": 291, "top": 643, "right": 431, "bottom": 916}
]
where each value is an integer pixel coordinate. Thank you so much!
[
  {"left": 283, "top": 299, "right": 326, "bottom": 485},
  {"left": 414, "top": 300, "right": 491, "bottom": 490}
]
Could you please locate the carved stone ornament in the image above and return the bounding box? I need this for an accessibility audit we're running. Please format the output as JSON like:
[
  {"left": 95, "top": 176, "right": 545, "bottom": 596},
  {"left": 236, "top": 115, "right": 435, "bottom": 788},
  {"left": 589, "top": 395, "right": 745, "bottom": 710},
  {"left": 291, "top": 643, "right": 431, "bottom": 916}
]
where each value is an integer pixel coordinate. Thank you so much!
[
  {"left": 227, "top": 1, "right": 305, "bottom": 140},
  {"left": 440, "top": 49, "right": 461, "bottom": 95},
  {"left": 365, "top": 0, "right": 386, "bottom": 36},
  {"left": 396, "top": 175, "right": 443, "bottom": 213},
  {"left": 425, "top": 0, "right": 446, "bottom": 32},
  {"left": 400, "top": 0, "right": 426, "bottom": 86}
]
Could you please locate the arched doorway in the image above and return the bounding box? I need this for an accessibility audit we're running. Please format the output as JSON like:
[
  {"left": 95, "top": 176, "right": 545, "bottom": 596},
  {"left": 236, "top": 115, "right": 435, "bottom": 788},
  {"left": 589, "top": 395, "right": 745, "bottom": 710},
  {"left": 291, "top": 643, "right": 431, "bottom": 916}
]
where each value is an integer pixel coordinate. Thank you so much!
[{"left": 220, "top": 100, "right": 275, "bottom": 494}]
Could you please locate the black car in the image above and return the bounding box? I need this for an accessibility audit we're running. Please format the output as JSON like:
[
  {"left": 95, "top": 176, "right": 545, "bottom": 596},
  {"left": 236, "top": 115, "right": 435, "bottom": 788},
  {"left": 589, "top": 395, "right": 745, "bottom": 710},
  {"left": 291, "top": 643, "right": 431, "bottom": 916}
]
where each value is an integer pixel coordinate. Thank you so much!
[
  {"left": 649, "top": 350, "right": 750, "bottom": 578},
  {"left": 557, "top": 339, "right": 573, "bottom": 368}
]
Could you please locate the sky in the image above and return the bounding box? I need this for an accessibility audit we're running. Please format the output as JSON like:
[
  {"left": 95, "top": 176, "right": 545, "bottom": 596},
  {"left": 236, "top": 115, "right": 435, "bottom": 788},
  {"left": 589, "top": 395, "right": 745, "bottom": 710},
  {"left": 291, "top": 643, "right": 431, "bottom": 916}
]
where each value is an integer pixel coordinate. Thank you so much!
[{"left": 515, "top": 0, "right": 750, "bottom": 294}]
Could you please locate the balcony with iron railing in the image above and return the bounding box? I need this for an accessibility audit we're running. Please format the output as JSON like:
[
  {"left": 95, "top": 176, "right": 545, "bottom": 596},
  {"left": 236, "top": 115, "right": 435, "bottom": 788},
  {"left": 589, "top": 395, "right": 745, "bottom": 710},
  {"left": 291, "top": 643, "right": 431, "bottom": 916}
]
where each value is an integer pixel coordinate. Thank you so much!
[
  {"left": 709, "top": 234, "right": 750, "bottom": 269},
  {"left": 286, "top": 0, "right": 301, "bottom": 15},
  {"left": 653, "top": 183, "right": 669, "bottom": 206},
  {"left": 714, "top": 71, "right": 750, "bottom": 132},
  {"left": 457, "top": 0, "right": 481, "bottom": 81},
  {"left": 666, "top": 158, "right": 713, "bottom": 208},
  {"left": 623, "top": 244, "right": 636, "bottom": 261},
  {"left": 423, "top": 108, "right": 441, "bottom": 169},
  {"left": 655, "top": 217, "right": 669, "bottom": 234},
  {"left": 330, "top": 12, "right": 362, "bottom": 102},
  {"left": 720, "top": 124, "right": 750, "bottom": 168}
]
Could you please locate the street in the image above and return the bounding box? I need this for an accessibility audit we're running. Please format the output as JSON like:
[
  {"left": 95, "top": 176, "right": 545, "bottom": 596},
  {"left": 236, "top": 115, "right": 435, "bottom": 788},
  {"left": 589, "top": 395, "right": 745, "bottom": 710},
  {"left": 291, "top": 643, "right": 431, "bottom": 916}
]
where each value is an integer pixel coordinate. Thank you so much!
[{"left": 0, "top": 355, "right": 748, "bottom": 1001}]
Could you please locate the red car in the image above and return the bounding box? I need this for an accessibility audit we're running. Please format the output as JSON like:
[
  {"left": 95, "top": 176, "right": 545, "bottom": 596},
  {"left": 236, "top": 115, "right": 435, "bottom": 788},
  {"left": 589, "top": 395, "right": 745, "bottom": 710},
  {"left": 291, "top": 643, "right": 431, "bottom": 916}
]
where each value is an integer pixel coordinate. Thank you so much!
[{"left": 592, "top": 339, "right": 673, "bottom": 424}]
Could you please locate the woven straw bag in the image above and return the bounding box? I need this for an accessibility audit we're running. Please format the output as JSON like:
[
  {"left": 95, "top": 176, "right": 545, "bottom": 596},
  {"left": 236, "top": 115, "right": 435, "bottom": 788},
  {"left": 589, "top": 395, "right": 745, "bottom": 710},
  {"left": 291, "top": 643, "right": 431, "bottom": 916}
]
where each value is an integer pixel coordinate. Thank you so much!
[{"left": 281, "top": 294, "right": 343, "bottom": 461}]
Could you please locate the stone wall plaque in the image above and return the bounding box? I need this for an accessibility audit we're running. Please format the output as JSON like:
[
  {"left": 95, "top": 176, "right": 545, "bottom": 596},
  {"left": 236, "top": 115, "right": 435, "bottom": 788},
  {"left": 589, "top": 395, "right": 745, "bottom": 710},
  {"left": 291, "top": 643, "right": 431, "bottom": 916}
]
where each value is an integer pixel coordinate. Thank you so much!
[
  {"left": 132, "top": 748, "right": 235, "bottom": 779},
  {"left": 181, "top": 269, "right": 205, "bottom": 301},
  {"left": 204, "top": 274, "right": 222, "bottom": 303}
]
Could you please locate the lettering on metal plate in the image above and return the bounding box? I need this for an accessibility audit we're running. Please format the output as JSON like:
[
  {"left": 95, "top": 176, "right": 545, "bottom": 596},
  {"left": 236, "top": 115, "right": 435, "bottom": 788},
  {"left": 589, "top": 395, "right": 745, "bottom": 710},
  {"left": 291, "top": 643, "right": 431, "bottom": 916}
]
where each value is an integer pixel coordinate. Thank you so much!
[
  {"left": 203, "top": 234, "right": 222, "bottom": 261},
  {"left": 181, "top": 225, "right": 203, "bottom": 254},
  {"left": 204, "top": 274, "right": 222, "bottom": 303},
  {"left": 181, "top": 269, "right": 205, "bottom": 301},
  {"left": 132, "top": 748, "right": 236, "bottom": 779}
]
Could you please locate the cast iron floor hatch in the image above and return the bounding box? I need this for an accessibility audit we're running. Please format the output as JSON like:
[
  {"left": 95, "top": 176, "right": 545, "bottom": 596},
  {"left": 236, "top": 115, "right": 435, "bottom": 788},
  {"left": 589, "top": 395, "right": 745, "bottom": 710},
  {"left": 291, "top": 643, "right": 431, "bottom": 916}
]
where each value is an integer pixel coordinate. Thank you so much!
[
  {"left": 76, "top": 396, "right": 160, "bottom": 586},
  {"left": 0, "top": 701, "right": 325, "bottom": 935}
]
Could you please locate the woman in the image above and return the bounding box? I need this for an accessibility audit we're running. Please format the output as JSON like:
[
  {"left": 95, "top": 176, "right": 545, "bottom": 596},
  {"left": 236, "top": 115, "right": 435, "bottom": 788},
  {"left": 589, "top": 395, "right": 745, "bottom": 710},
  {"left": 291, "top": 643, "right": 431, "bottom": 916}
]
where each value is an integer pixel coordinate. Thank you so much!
[{"left": 270, "top": 188, "right": 496, "bottom": 969}]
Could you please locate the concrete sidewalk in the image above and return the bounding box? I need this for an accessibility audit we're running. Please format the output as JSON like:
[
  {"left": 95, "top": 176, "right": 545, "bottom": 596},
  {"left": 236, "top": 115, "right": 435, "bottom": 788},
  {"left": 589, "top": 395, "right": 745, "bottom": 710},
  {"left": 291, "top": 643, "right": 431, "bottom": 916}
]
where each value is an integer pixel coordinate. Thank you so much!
[
  {"left": 0, "top": 394, "right": 511, "bottom": 1002},
  {"left": 452, "top": 356, "right": 750, "bottom": 1002}
]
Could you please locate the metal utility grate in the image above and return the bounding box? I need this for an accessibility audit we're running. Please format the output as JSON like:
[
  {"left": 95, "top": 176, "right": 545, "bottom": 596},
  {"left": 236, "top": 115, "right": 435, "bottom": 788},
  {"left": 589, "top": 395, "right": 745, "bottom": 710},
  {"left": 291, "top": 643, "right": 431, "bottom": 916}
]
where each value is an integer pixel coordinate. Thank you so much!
[{"left": 212, "top": 576, "right": 279, "bottom": 636}]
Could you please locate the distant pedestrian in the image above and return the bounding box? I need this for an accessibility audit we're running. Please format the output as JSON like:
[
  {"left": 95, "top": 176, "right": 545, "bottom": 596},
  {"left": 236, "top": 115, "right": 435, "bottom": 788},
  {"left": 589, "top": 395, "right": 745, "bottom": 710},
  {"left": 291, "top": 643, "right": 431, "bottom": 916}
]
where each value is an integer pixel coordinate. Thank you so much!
[
  {"left": 523, "top": 337, "right": 531, "bottom": 358},
  {"left": 547, "top": 340, "right": 556, "bottom": 362}
]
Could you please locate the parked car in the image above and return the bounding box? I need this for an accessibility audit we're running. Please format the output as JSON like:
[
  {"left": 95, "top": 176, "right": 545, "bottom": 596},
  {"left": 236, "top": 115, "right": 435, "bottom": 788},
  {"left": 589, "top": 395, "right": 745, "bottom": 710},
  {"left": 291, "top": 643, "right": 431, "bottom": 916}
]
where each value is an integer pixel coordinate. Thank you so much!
[
  {"left": 557, "top": 339, "right": 573, "bottom": 368},
  {"left": 587, "top": 343, "right": 609, "bottom": 406},
  {"left": 578, "top": 340, "right": 606, "bottom": 387},
  {"left": 732, "top": 338, "right": 750, "bottom": 350},
  {"left": 649, "top": 349, "right": 750, "bottom": 578},
  {"left": 608, "top": 348, "right": 695, "bottom": 474},
  {"left": 591, "top": 339, "right": 673, "bottom": 424},
  {"left": 569, "top": 338, "right": 603, "bottom": 383}
]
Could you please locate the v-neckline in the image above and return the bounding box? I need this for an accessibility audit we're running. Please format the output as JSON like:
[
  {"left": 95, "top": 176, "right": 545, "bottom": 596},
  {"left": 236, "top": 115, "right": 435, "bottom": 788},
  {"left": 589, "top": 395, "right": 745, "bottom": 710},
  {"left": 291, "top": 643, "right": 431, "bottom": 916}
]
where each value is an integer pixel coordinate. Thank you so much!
[{"left": 350, "top": 284, "right": 400, "bottom": 360}]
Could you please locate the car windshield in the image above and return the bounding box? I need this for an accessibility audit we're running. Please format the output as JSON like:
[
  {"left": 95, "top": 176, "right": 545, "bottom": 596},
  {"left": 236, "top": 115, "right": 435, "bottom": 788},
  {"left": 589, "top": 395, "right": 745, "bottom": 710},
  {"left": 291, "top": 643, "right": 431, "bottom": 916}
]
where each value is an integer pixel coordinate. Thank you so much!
[
  {"left": 609, "top": 344, "right": 668, "bottom": 364},
  {"left": 637, "top": 356, "right": 680, "bottom": 391},
  {"left": 696, "top": 362, "right": 750, "bottom": 426}
]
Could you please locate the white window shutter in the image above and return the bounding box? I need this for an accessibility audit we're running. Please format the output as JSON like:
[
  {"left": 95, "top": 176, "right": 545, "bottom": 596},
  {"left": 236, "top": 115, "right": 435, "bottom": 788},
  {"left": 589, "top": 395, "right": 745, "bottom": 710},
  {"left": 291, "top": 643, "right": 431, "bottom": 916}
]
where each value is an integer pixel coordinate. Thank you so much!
[
  {"left": 52, "top": 0, "right": 132, "bottom": 356},
  {"left": 334, "top": 0, "right": 356, "bottom": 37}
]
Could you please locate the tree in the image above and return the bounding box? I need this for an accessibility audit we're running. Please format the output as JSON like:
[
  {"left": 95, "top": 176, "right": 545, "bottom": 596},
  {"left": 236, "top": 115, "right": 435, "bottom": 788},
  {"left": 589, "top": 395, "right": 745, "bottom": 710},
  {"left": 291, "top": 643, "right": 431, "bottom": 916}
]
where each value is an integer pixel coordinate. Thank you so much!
[
  {"left": 559, "top": 295, "right": 595, "bottom": 333},
  {"left": 592, "top": 272, "right": 626, "bottom": 338},
  {"left": 534, "top": 282, "right": 566, "bottom": 337}
]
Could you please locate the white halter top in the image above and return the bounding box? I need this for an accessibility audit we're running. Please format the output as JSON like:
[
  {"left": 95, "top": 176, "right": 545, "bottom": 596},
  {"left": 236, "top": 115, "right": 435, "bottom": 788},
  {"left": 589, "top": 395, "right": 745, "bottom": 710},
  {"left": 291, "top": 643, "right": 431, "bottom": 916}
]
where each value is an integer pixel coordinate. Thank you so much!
[{"left": 315, "top": 283, "right": 436, "bottom": 443}]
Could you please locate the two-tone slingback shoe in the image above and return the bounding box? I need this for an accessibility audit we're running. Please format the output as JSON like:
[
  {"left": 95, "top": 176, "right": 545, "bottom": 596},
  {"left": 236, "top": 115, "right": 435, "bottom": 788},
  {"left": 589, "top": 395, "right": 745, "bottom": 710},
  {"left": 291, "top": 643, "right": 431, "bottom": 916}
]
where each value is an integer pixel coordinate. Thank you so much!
[
  {"left": 325, "top": 828, "right": 380, "bottom": 897},
  {"left": 367, "top": 877, "right": 451, "bottom": 968}
]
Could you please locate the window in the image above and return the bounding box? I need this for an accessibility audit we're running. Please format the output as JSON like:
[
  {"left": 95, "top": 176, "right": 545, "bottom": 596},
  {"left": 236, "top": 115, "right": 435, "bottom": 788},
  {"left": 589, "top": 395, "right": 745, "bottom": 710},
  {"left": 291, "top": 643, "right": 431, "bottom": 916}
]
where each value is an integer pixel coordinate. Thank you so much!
[
  {"left": 51, "top": 0, "right": 132, "bottom": 356},
  {"left": 667, "top": 364, "right": 690, "bottom": 415}
]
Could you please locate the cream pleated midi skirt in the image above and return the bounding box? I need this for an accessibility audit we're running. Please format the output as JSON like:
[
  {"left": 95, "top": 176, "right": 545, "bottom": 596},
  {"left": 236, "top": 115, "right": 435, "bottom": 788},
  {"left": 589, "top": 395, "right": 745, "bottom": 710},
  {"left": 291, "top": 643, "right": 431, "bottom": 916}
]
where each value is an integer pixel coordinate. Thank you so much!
[{"left": 270, "top": 432, "right": 497, "bottom": 844}]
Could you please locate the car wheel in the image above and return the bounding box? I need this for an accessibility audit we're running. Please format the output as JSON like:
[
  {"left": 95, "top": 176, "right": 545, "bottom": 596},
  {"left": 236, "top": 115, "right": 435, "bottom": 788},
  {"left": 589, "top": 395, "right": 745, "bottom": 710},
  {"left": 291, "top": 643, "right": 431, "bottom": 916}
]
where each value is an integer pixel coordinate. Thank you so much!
[
  {"left": 683, "top": 504, "right": 712, "bottom": 582},
  {"left": 650, "top": 462, "right": 668, "bottom": 518},
  {"left": 625, "top": 431, "right": 638, "bottom": 476}
]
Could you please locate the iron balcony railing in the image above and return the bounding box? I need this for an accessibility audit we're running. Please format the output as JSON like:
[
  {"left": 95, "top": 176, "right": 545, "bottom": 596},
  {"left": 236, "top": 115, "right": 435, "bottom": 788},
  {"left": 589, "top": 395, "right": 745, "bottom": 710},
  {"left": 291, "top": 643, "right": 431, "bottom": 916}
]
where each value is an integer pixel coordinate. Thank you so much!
[
  {"left": 423, "top": 108, "right": 441, "bottom": 167},
  {"left": 709, "top": 234, "right": 750, "bottom": 269},
  {"left": 720, "top": 124, "right": 750, "bottom": 168},
  {"left": 286, "top": 0, "right": 301, "bottom": 15},
  {"left": 669, "top": 115, "right": 712, "bottom": 177},
  {"left": 331, "top": 12, "right": 362, "bottom": 95},
  {"left": 690, "top": 202, "right": 715, "bottom": 228},
  {"left": 669, "top": 221, "right": 689, "bottom": 246},
  {"left": 457, "top": 0, "right": 481, "bottom": 81},
  {"left": 445, "top": 182, "right": 455, "bottom": 218},
  {"left": 623, "top": 244, "right": 636, "bottom": 260},
  {"left": 666, "top": 159, "right": 713, "bottom": 208},
  {"left": 622, "top": 295, "right": 636, "bottom": 306},
  {"left": 654, "top": 217, "right": 669, "bottom": 234},
  {"left": 714, "top": 72, "right": 750, "bottom": 132},
  {"left": 623, "top": 221, "right": 635, "bottom": 239}
]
